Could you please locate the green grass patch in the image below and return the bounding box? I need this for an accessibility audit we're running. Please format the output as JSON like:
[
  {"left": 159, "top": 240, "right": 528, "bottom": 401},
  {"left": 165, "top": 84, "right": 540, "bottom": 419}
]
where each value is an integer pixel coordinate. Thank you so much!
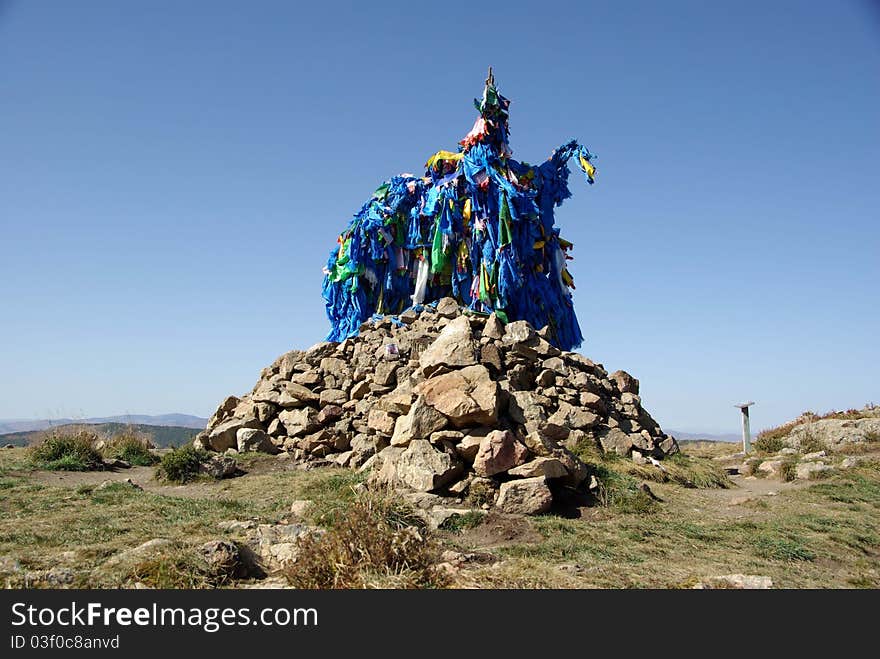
[
  {"left": 753, "top": 532, "right": 816, "bottom": 562},
  {"left": 809, "top": 473, "right": 880, "bottom": 506},
  {"left": 656, "top": 453, "right": 730, "bottom": 488},
  {"left": 439, "top": 511, "right": 485, "bottom": 533},
  {"left": 156, "top": 445, "right": 208, "bottom": 483},
  {"left": 102, "top": 432, "right": 158, "bottom": 466},
  {"left": 28, "top": 429, "right": 104, "bottom": 471},
  {"left": 296, "top": 470, "right": 367, "bottom": 527},
  {"left": 502, "top": 515, "right": 647, "bottom": 566},
  {"left": 591, "top": 465, "right": 657, "bottom": 514},
  {"left": 0, "top": 477, "right": 22, "bottom": 490}
]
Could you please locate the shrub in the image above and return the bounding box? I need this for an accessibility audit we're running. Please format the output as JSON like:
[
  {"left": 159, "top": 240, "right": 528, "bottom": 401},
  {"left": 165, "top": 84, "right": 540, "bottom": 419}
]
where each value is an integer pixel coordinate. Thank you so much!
[
  {"left": 741, "top": 458, "right": 762, "bottom": 477},
  {"left": 29, "top": 429, "right": 104, "bottom": 471},
  {"left": 102, "top": 431, "right": 158, "bottom": 466},
  {"left": 797, "top": 428, "right": 826, "bottom": 454},
  {"left": 285, "top": 495, "right": 447, "bottom": 589},
  {"left": 156, "top": 445, "right": 208, "bottom": 483},
  {"left": 465, "top": 479, "right": 496, "bottom": 507},
  {"left": 753, "top": 433, "right": 785, "bottom": 454},
  {"left": 779, "top": 459, "right": 798, "bottom": 482}
]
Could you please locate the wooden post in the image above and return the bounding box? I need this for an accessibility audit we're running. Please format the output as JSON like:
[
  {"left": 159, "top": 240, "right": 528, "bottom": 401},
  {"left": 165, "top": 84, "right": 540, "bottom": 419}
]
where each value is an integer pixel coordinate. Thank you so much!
[{"left": 735, "top": 402, "right": 755, "bottom": 453}]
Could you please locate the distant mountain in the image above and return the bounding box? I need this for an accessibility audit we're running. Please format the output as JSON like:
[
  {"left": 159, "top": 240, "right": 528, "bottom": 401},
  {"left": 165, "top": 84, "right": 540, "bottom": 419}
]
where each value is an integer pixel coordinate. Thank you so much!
[
  {"left": 667, "top": 429, "right": 741, "bottom": 443},
  {"left": 0, "top": 423, "right": 201, "bottom": 448},
  {"left": 0, "top": 414, "right": 207, "bottom": 435}
]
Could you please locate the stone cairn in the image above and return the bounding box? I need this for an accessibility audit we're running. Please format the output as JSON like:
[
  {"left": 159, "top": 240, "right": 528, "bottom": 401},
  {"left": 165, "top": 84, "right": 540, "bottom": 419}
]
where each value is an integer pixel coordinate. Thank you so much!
[{"left": 195, "top": 299, "right": 678, "bottom": 515}]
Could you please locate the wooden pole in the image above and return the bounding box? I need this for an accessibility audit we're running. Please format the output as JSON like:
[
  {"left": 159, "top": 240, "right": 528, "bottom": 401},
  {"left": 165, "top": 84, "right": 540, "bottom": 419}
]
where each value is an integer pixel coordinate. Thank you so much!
[{"left": 735, "top": 402, "right": 755, "bottom": 453}]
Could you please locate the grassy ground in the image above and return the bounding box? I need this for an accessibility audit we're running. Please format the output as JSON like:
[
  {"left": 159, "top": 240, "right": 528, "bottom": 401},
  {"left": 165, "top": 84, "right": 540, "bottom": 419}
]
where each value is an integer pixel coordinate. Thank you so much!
[
  {"left": 452, "top": 460, "right": 880, "bottom": 588},
  {"left": 0, "top": 450, "right": 363, "bottom": 587},
  {"left": 0, "top": 443, "right": 878, "bottom": 589}
]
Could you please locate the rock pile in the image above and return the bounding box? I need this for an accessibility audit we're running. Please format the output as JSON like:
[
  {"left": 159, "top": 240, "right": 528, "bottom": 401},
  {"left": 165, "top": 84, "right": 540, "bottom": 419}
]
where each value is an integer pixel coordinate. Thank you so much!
[
  {"left": 195, "top": 300, "right": 678, "bottom": 513},
  {"left": 773, "top": 407, "right": 880, "bottom": 449}
]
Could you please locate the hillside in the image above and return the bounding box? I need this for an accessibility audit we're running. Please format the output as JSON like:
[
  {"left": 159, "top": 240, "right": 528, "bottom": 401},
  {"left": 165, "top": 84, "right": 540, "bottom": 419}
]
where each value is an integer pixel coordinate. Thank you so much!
[
  {"left": 0, "top": 423, "right": 200, "bottom": 448},
  {"left": 0, "top": 414, "right": 207, "bottom": 435},
  {"left": 668, "top": 430, "right": 740, "bottom": 443}
]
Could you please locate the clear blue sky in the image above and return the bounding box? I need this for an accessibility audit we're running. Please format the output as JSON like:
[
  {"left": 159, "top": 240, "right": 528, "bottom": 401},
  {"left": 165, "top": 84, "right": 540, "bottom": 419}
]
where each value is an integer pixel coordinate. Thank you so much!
[{"left": 1, "top": 1, "right": 878, "bottom": 434}]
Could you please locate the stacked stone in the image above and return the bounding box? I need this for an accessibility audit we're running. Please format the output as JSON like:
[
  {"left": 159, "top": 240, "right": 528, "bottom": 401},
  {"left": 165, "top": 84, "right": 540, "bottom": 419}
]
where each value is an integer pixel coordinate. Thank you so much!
[{"left": 195, "top": 299, "right": 678, "bottom": 514}]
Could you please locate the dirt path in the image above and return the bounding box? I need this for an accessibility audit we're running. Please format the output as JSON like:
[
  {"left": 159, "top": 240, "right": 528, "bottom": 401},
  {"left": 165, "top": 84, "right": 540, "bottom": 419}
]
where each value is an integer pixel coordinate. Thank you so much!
[
  {"left": 26, "top": 466, "right": 218, "bottom": 498},
  {"left": 21, "top": 453, "right": 309, "bottom": 499},
  {"left": 724, "top": 473, "right": 808, "bottom": 498}
]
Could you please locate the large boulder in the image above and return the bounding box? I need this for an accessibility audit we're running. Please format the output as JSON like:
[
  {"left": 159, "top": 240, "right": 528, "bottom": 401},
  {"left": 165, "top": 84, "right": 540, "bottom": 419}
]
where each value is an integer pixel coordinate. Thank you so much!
[
  {"left": 473, "top": 430, "right": 529, "bottom": 477},
  {"left": 246, "top": 523, "right": 323, "bottom": 572},
  {"left": 207, "top": 395, "right": 240, "bottom": 431},
  {"left": 391, "top": 397, "right": 448, "bottom": 446},
  {"left": 795, "top": 462, "right": 834, "bottom": 480},
  {"left": 199, "top": 455, "right": 238, "bottom": 479},
  {"left": 547, "top": 402, "right": 600, "bottom": 430},
  {"left": 415, "top": 365, "right": 499, "bottom": 428},
  {"left": 785, "top": 415, "right": 880, "bottom": 448},
  {"left": 502, "top": 320, "right": 534, "bottom": 345},
  {"left": 508, "top": 457, "right": 569, "bottom": 479},
  {"left": 206, "top": 417, "right": 262, "bottom": 452},
  {"left": 508, "top": 391, "right": 548, "bottom": 425},
  {"left": 456, "top": 428, "right": 489, "bottom": 462},
  {"left": 479, "top": 343, "right": 503, "bottom": 372},
  {"left": 597, "top": 427, "right": 634, "bottom": 456},
  {"left": 278, "top": 407, "right": 321, "bottom": 437},
  {"left": 483, "top": 312, "right": 504, "bottom": 339},
  {"left": 435, "top": 296, "right": 460, "bottom": 318},
  {"left": 366, "top": 446, "right": 406, "bottom": 486},
  {"left": 757, "top": 459, "right": 784, "bottom": 478},
  {"left": 319, "top": 389, "right": 347, "bottom": 406},
  {"left": 418, "top": 316, "right": 477, "bottom": 373},
  {"left": 610, "top": 370, "right": 639, "bottom": 395},
  {"left": 280, "top": 383, "right": 319, "bottom": 408},
  {"left": 496, "top": 477, "right": 552, "bottom": 515},
  {"left": 236, "top": 428, "right": 278, "bottom": 454},
  {"left": 367, "top": 409, "right": 397, "bottom": 436},
  {"left": 395, "top": 440, "right": 463, "bottom": 492}
]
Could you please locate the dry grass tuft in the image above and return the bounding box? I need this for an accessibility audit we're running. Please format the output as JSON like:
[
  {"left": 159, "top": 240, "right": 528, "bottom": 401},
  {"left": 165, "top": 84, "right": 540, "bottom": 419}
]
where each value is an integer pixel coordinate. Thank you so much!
[{"left": 284, "top": 493, "right": 448, "bottom": 589}]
